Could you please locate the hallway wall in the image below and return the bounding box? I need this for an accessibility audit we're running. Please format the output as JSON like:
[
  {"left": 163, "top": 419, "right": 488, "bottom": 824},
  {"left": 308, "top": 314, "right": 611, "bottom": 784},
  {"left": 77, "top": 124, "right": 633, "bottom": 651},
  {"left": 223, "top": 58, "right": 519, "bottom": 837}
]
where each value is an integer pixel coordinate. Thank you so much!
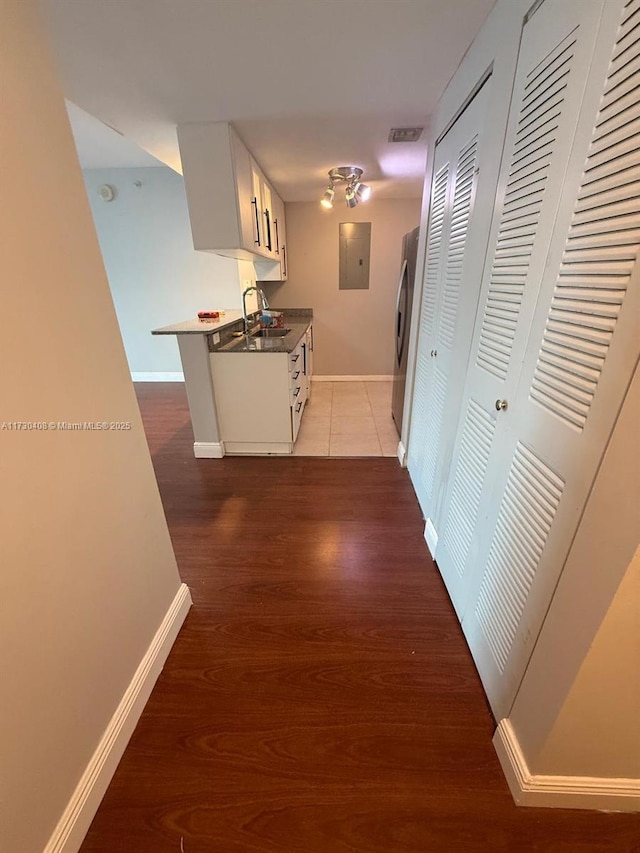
[
  {"left": 83, "top": 166, "right": 243, "bottom": 376},
  {"left": 0, "top": 3, "right": 186, "bottom": 850},
  {"left": 264, "top": 198, "right": 422, "bottom": 376}
]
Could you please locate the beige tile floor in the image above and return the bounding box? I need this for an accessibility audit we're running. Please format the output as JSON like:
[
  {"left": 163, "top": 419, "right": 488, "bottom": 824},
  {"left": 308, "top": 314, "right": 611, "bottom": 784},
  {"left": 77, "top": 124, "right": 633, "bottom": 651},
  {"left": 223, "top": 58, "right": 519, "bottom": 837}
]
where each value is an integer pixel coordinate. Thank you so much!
[{"left": 294, "top": 380, "right": 400, "bottom": 457}]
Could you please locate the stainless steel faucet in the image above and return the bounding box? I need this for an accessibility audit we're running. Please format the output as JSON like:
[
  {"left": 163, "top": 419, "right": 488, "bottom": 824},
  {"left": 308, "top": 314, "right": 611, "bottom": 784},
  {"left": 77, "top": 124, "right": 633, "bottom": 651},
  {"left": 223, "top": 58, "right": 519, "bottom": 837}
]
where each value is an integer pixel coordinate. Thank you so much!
[{"left": 241, "top": 285, "right": 269, "bottom": 333}]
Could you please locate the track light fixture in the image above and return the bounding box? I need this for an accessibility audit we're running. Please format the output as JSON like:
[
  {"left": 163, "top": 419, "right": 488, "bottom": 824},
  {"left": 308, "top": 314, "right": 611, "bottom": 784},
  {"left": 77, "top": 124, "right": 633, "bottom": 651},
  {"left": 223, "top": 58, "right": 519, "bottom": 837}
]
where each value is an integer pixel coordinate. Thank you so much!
[
  {"left": 320, "top": 166, "right": 371, "bottom": 209},
  {"left": 320, "top": 187, "right": 335, "bottom": 209}
]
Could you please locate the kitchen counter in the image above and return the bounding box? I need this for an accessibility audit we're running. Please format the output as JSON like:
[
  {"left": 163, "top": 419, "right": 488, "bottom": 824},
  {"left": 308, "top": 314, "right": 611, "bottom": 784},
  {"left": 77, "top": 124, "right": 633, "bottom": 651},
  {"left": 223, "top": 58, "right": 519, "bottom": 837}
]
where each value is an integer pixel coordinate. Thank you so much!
[
  {"left": 152, "top": 310, "right": 243, "bottom": 335},
  {"left": 150, "top": 308, "right": 313, "bottom": 458},
  {"left": 211, "top": 321, "right": 311, "bottom": 354}
]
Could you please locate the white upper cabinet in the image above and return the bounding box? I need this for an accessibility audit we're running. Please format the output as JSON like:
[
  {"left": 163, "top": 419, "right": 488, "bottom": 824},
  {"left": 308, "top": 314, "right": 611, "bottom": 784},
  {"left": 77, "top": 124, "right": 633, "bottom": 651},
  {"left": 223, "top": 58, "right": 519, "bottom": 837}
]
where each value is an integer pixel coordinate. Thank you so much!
[
  {"left": 273, "top": 193, "right": 288, "bottom": 280},
  {"left": 177, "top": 121, "right": 286, "bottom": 272},
  {"left": 256, "top": 191, "right": 288, "bottom": 282}
]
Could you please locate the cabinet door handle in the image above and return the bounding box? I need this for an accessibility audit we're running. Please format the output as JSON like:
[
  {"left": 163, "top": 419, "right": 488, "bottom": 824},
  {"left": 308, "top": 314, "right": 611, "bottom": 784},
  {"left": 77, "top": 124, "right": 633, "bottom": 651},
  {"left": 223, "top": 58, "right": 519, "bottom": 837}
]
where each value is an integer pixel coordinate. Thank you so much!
[
  {"left": 274, "top": 218, "right": 280, "bottom": 255},
  {"left": 293, "top": 370, "right": 300, "bottom": 379},
  {"left": 282, "top": 245, "right": 287, "bottom": 277},
  {"left": 252, "top": 198, "right": 261, "bottom": 246},
  {"left": 495, "top": 399, "right": 508, "bottom": 412},
  {"left": 296, "top": 401, "right": 302, "bottom": 413},
  {"left": 264, "top": 208, "right": 272, "bottom": 251},
  {"left": 294, "top": 386, "right": 301, "bottom": 397},
  {"left": 291, "top": 354, "right": 299, "bottom": 362}
]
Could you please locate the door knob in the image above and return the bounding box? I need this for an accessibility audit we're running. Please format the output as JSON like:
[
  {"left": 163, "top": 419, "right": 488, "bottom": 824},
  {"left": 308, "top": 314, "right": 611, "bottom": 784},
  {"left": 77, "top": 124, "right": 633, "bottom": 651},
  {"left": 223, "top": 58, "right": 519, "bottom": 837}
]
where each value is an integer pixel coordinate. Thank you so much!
[
  {"left": 495, "top": 399, "right": 508, "bottom": 411},
  {"left": 431, "top": 349, "right": 438, "bottom": 357}
]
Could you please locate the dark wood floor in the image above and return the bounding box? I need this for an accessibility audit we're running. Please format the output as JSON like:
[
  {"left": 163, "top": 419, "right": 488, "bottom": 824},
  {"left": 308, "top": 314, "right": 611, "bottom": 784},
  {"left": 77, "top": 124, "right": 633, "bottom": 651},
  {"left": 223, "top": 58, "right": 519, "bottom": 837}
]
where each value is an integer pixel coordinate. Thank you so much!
[{"left": 80, "top": 383, "right": 640, "bottom": 852}]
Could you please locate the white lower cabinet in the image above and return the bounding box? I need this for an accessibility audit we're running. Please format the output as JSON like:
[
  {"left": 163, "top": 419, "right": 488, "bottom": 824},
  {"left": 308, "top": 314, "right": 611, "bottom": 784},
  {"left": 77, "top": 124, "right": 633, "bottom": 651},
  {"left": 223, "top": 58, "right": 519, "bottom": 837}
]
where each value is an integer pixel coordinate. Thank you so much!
[{"left": 210, "top": 338, "right": 307, "bottom": 454}]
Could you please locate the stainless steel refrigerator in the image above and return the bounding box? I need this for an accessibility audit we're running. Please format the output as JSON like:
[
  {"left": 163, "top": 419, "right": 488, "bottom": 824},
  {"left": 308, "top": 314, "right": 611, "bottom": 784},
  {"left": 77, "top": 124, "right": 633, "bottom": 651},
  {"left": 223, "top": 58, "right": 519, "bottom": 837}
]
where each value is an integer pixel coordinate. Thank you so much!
[{"left": 391, "top": 226, "right": 420, "bottom": 435}]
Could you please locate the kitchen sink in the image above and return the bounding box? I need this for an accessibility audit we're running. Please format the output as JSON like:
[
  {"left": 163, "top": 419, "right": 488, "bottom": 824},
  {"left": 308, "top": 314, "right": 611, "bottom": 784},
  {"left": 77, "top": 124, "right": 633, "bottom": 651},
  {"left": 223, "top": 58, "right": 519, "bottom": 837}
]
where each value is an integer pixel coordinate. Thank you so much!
[{"left": 251, "top": 328, "right": 291, "bottom": 338}]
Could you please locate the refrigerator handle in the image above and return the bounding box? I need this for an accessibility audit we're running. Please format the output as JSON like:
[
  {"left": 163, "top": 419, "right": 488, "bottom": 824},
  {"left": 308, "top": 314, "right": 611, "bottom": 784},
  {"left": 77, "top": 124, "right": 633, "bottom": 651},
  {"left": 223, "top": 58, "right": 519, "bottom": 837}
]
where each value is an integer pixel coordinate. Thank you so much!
[{"left": 395, "top": 259, "right": 409, "bottom": 366}]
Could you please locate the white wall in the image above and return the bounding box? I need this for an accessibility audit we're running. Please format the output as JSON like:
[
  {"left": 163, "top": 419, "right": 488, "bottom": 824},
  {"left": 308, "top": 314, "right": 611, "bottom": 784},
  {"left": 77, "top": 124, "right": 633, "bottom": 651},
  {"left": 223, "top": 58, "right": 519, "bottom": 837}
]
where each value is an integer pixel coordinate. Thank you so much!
[
  {"left": 263, "top": 198, "right": 422, "bottom": 376},
  {"left": 0, "top": 3, "right": 187, "bottom": 850},
  {"left": 83, "top": 166, "right": 244, "bottom": 375},
  {"left": 509, "top": 364, "right": 640, "bottom": 782},
  {"left": 537, "top": 547, "right": 640, "bottom": 778}
]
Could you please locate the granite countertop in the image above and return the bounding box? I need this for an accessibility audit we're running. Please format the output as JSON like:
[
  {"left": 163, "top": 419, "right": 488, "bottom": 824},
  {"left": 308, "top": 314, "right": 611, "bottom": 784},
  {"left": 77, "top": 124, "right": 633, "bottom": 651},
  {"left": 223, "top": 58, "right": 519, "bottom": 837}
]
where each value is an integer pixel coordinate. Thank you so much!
[
  {"left": 151, "top": 310, "right": 244, "bottom": 335},
  {"left": 151, "top": 310, "right": 313, "bottom": 349},
  {"left": 211, "top": 321, "right": 311, "bottom": 354}
]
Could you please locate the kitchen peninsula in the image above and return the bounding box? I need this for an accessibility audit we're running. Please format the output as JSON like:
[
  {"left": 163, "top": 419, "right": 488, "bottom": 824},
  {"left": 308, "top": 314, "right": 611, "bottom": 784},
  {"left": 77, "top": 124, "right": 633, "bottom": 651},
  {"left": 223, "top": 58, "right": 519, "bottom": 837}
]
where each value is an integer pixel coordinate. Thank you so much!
[{"left": 152, "top": 308, "right": 313, "bottom": 457}]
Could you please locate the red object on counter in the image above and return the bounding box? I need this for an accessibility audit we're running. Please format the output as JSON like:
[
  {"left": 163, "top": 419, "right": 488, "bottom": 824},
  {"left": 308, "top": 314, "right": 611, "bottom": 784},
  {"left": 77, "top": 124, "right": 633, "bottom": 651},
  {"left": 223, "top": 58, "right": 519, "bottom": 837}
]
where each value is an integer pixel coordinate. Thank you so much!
[{"left": 198, "top": 311, "right": 220, "bottom": 320}]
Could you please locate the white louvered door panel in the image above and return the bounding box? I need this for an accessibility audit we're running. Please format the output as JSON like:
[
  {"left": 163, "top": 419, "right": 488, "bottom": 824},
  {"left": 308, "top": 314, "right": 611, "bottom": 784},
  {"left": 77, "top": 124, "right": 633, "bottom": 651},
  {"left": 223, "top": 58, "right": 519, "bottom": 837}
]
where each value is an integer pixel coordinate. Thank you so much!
[
  {"left": 408, "top": 82, "right": 490, "bottom": 519},
  {"left": 407, "top": 159, "right": 450, "bottom": 512},
  {"left": 462, "top": 0, "right": 640, "bottom": 719},
  {"left": 435, "top": 0, "right": 606, "bottom": 622}
]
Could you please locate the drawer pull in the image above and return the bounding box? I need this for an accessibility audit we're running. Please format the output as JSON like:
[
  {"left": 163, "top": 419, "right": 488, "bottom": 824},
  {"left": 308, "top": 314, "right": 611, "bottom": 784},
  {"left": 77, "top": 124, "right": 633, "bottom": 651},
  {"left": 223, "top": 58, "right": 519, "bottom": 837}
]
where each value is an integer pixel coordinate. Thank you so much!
[
  {"left": 291, "top": 354, "right": 300, "bottom": 362},
  {"left": 293, "top": 386, "right": 301, "bottom": 397},
  {"left": 296, "top": 401, "right": 302, "bottom": 413},
  {"left": 293, "top": 370, "right": 300, "bottom": 380}
]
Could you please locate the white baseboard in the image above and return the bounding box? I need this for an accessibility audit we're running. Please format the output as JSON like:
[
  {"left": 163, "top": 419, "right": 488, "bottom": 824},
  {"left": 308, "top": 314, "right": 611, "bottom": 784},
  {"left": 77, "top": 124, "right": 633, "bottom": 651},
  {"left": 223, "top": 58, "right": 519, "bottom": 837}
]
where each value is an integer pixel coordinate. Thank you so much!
[
  {"left": 494, "top": 719, "right": 640, "bottom": 813},
  {"left": 131, "top": 372, "right": 184, "bottom": 382},
  {"left": 44, "top": 583, "right": 192, "bottom": 853},
  {"left": 223, "top": 441, "right": 293, "bottom": 455},
  {"left": 312, "top": 375, "right": 393, "bottom": 382},
  {"left": 397, "top": 440, "right": 407, "bottom": 467},
  {"left": 424, "top": 518, "right": 438, "bottom": 558},
  {"left": 193, "top": 441, "right": 225, "bottom": 458}
]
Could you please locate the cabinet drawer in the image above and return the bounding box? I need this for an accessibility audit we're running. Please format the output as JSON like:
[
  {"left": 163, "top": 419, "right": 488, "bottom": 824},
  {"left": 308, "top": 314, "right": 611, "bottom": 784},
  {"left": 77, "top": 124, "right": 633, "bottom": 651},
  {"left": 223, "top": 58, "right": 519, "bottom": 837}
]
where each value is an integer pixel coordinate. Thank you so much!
[
  {"left": 292, "top": 395, "right": 305, "bottom": 441},
  {"left": 289, "top": 367, "right": 302, "bottom": 389},
  {"left": 289, "top": 347, "right": 302, "bottom": 372},
  {"left": 290, "top": 382, "right": 303, "bottom": 407}
]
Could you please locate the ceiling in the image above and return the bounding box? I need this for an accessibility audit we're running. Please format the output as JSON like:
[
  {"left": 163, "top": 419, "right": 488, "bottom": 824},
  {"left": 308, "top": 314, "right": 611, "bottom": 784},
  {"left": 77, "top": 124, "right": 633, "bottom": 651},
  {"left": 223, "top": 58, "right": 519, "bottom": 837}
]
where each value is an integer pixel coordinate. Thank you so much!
[
  {"left": 65, "top": 101, "right": 164, "bottom": 169},
  {"left": 42, "top": 0, "right": 496, "bottom": 201}
]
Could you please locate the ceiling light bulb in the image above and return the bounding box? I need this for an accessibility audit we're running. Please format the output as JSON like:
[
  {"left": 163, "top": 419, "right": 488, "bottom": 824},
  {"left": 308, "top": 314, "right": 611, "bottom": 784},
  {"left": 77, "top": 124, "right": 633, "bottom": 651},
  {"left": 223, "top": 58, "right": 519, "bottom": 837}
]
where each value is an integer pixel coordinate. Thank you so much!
[
  {"left": 355, "top": 182, "right": 371, "bottom": 202},
  {"left": 320, "top": 187, "right": 335, "bottom": 209},
  {"left": 345, "top": 185, "right": 358, "bottom": 208}
]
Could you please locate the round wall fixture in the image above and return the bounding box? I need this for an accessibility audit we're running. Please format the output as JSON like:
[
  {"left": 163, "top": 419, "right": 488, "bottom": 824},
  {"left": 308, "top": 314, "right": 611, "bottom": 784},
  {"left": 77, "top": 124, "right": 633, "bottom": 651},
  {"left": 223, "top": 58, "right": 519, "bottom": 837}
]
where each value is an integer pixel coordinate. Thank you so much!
[{"left": 98, "top": 184, "right": 116, "bottom": 202}]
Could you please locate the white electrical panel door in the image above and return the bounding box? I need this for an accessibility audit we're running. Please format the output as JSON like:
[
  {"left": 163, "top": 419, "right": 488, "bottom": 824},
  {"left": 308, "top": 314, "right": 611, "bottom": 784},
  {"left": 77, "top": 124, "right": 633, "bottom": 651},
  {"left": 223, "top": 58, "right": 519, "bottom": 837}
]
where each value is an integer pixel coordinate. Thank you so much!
[
  {"left": 408, "top": 82, "right": 490, "bottom": 519},
  {"left": 462, "top": 0, "right": 640, "bottom": 719}
]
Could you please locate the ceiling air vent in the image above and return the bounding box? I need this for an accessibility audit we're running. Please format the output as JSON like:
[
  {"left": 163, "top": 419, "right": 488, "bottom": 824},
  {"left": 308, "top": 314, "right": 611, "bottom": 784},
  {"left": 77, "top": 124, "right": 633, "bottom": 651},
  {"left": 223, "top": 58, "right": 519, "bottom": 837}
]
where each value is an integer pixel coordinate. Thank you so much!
[
  {"left": 389, "top": 127, "right": 424, "bottom": 142},
  {"left": 388, "top": 127, "right": 424, "bottom": 143}
]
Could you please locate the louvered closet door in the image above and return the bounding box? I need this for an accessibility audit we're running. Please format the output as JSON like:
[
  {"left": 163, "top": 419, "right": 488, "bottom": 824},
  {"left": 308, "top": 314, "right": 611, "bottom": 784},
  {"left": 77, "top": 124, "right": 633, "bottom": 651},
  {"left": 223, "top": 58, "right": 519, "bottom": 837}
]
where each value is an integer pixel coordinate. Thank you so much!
[
  {"left": 408, "top": 83, "right": 489, "bottom": 517},
  {"left": 408, "top": 152, "right": 450, "bottom": 513},
  {"left": 435, "top": 0, "right": 607, "bottom": 623},
  {"left": 462, "top": 0, "right": 640, "bottom": 718}
]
